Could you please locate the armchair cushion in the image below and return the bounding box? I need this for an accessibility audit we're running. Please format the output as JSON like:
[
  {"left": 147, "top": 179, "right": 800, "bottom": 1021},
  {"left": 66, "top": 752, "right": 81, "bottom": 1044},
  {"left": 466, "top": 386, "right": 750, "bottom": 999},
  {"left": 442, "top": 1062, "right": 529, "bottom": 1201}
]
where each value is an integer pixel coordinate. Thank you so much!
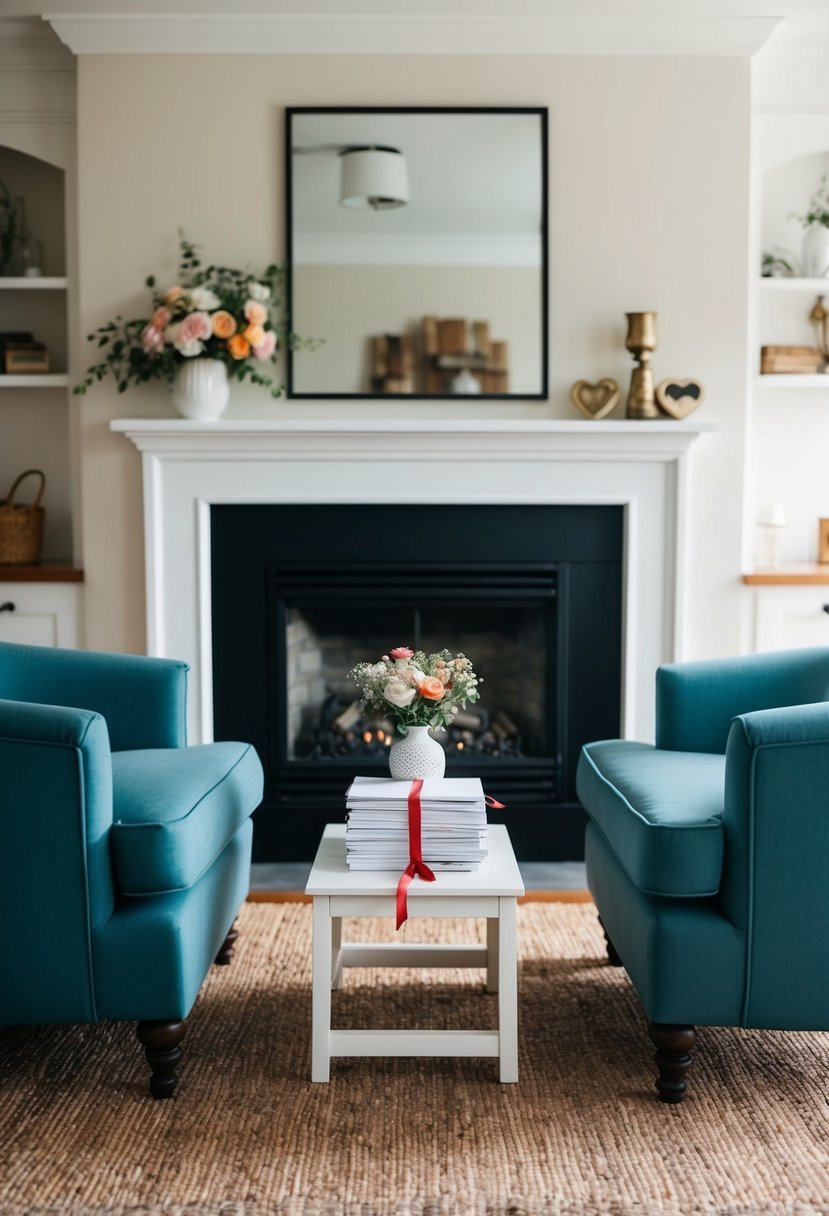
[
  {"left": 577, "top": 740, "right": 725, "bottom": 897},
  {"left": 111, "top": 742, "right": 262, "bottom": 896}
]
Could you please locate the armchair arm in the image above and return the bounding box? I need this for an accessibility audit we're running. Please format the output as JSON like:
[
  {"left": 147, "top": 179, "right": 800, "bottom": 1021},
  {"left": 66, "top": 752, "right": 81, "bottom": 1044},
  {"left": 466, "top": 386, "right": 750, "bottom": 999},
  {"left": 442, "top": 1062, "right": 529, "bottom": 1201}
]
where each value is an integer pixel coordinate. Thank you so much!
[
  {"left": 0, "top": 697, "right": 115, "bottom": 1023},
  {"left": 0, "top": 641, "right": 188, "bottom": 751},
  {"left": 655, "top": 648, "right": 829, "bottom": 754},
  {"left": 720, "top": 700, "right": 829, "bottom": 1027}
]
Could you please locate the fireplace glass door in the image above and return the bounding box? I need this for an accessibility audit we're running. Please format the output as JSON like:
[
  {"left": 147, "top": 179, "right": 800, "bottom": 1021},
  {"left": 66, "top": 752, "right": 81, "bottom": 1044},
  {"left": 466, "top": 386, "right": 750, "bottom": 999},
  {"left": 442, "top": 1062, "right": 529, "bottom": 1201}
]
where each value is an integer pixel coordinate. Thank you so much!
[{"left": 280, "top": 566, "right": 558, "bottom": 768}]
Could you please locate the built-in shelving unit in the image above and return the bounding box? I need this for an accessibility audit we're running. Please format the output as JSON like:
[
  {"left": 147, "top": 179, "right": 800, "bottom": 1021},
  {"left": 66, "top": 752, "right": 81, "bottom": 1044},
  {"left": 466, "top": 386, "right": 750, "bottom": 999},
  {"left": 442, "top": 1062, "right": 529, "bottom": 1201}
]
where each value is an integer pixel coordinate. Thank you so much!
[{"left": 0, "top": 21, "right": 81, "bottom": 646}]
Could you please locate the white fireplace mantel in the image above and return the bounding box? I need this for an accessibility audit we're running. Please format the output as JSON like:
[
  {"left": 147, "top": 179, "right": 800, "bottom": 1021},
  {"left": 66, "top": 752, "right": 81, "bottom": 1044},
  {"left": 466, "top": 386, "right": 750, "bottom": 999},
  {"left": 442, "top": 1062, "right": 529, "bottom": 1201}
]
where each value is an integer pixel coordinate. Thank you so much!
[{"left": 112, "top": 416, "right": 716, "bottom": 745}]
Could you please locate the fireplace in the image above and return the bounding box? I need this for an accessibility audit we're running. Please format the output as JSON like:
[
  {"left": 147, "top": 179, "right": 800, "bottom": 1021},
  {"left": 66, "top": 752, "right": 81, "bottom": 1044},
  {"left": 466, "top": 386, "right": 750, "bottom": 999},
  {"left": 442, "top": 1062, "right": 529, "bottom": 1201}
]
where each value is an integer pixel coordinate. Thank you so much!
[
  {"left": 112, "top": 416, "right": 713, "bottom": 866},
  {"left": 211, "top": 503, "right": 622, "bottom": 861}
]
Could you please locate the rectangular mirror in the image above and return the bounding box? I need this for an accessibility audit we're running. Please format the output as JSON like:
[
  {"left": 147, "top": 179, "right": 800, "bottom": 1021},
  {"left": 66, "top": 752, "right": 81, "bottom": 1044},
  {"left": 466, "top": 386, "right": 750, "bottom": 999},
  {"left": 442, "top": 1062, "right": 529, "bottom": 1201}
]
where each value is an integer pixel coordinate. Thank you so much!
[{"left": 286, "top": 107, "right": 548, "bottom": 399}]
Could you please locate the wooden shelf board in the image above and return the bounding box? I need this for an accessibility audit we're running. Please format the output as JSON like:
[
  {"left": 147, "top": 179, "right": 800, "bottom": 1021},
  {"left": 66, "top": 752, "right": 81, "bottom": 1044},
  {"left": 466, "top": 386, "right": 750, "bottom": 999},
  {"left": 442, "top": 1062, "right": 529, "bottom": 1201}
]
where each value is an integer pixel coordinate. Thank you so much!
[
  {"left": 0, "top": 564, "right": 83, "bottom": 583},
  {"left": 743, "top": 565, "right": 829, "bottom": 585}
]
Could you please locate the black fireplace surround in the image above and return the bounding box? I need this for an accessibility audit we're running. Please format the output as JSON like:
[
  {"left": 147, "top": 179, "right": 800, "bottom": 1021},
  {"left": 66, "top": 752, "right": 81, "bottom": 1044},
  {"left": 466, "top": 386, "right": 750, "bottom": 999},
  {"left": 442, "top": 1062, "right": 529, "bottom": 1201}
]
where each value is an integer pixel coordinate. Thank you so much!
[{"left": 211, "top": 504, "right": 622, "bottom": 862}]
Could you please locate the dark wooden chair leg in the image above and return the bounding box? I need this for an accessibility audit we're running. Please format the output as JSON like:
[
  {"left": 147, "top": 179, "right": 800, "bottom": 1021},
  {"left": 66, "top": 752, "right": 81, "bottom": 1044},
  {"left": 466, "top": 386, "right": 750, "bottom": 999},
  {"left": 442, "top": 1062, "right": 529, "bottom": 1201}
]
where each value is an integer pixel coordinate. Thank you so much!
[
  {"left": 648, "top": 1022, "right": 696, "bottom": 1104},
  {"left": 136, "top": 1019, "right": 186, "bottom": 1099},
  {"left": 597, "top": 915, "right": 623, "bottom": 966},
  {"left": 215, "top": 921, "right": 238, "bottom": 966}
]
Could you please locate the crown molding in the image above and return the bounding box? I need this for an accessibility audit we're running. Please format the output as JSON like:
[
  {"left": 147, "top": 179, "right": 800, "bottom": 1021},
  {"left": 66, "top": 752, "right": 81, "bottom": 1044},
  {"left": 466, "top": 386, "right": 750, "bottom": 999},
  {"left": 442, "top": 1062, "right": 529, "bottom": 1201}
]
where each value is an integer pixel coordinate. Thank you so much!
[
  {"left": 44, "top": 13, "right": 780, "bottom": 58},
  {"left": 0, "top": 16, "right": 75, "bottom": 68}
]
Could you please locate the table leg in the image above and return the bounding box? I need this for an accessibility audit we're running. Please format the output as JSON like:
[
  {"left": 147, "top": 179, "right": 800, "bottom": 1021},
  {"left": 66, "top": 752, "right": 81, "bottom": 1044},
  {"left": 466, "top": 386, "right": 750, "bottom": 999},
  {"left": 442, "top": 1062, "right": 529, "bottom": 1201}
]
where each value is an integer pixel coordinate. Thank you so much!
[
  {"left": 312, "top": 896, "right": 332, "bottom": 1082},
  {"left": 486, "top": 916, "right": 499, "bottom": 993},
  {"left": 331, "top": 915, "right": 344, "bottom": 990},
  {"left": 498, "top": 897, "right": 518, "bottom": 1083}
]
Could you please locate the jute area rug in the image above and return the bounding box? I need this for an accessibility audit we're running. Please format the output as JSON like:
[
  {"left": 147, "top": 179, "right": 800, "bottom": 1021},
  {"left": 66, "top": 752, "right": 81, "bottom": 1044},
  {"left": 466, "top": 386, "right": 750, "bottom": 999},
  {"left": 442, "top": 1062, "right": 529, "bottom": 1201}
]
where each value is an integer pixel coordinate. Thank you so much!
[{"left": 2, "top": 902, "right": 828, "bottom": 1216}]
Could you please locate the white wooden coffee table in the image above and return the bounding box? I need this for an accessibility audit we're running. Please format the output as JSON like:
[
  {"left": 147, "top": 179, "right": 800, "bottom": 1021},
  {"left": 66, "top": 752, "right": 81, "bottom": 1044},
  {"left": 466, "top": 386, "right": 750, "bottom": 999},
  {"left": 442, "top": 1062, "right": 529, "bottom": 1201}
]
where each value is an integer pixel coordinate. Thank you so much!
[{"left": 305, "top": 822, "right": 524, "bottom": 1083}]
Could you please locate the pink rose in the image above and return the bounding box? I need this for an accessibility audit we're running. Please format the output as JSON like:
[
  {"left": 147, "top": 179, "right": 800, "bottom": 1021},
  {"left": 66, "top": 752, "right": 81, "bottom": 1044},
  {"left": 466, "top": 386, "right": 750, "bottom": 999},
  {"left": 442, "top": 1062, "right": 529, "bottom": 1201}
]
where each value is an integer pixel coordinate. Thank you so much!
[
  {"left": 390, "top": 646, "right": 414, "bottom": 660},
  {"left": 253, "top": 330, "right": 276, "bottom": 360},
  {"left": 141, "top": 324, "right": 164, "bottom": 354},
  {"left": 151, "top": 306, "right": 172, "bottom": 330},
  {"left": 244, "top": 300, "right": 268, "bottom": 327},
  {"left": 174, "top": 311, "right": 212, "bottom": 350}
]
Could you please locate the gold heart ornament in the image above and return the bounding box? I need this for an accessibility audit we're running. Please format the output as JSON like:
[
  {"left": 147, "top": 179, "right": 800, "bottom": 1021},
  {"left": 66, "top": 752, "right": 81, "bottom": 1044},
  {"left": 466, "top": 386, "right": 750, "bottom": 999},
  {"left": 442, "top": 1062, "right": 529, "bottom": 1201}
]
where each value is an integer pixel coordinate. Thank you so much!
[
  {"left": 569, "top": 378, "right": 621, "bottom": 420},
  {"left": 655, "top": 378, "right": 704, "bottom": 419}
]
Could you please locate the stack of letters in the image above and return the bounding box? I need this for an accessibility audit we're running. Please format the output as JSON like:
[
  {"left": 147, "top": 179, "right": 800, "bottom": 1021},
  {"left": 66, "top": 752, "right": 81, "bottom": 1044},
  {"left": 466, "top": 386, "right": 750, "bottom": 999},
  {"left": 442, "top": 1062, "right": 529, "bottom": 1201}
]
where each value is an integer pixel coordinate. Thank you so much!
[{"left": 344, "top": 776, "right": 488, "bottom": 871}]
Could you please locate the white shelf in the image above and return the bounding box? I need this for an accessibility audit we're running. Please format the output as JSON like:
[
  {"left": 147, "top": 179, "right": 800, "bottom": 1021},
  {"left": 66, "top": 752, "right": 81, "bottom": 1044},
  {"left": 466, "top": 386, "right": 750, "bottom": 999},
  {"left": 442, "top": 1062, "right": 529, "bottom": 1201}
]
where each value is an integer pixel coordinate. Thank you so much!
[
  {"left": 758, "top": 277, "right": 829, "bottom": 293},
  {"left": 0, "top": 276, "right": 67, "bottom": 290},
  {"left": 755, "top": 373, "right": 829, "bottom": 388},
  {"left": 0, "top": 374, "right": 69, "bottom": 388}
]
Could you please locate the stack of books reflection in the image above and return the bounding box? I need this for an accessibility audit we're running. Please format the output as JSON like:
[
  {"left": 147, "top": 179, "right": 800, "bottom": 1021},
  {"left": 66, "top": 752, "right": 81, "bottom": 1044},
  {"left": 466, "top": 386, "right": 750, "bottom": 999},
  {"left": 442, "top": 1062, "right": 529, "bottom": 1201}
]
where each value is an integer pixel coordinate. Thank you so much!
[{"left": 344, "top": 776, "right": 488, "bottom": 872}]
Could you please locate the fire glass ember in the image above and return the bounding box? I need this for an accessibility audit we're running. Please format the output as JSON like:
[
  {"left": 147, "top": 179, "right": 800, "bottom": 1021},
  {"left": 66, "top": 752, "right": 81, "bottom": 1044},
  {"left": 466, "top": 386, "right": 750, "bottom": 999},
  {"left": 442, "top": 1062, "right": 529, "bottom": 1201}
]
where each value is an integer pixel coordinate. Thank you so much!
[{"left": 308, "top": 695, "right": 523, "bottom": 760}]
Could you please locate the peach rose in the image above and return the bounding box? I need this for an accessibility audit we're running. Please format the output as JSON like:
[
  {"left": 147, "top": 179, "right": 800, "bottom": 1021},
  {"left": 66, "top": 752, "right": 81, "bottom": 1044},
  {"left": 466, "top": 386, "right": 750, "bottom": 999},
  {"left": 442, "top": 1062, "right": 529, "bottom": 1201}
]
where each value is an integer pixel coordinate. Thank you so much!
[
  {"left": 418, "top": 676, "right": 445, "bottom": 702},
  {"left": 227, "top": 334, "right": 251, "bottom": 360},
  {"left": 244, "top": 300, "right": 268, "bottom": 327},
  {"left": 243, "top": 323, "right": 266, "bottom": 347},
  {"left": 212, "top": 310, "right": 237, "bottom": 339},
  {"left": 164, "top": 286, "right": 184, "bottom": 304}
]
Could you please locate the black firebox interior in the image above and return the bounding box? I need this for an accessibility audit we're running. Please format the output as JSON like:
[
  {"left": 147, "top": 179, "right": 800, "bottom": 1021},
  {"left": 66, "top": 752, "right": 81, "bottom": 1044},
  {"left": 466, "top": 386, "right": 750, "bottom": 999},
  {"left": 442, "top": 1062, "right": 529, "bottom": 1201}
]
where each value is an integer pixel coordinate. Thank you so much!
[{"left": 211, "top": 504, "right": 622, "bottom": 862}]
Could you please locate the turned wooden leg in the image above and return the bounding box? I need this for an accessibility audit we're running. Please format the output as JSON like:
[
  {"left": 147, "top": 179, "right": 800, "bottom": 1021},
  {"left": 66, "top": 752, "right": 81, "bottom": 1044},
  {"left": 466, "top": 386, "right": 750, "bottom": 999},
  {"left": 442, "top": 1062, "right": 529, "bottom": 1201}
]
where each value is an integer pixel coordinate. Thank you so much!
[
  {"left": 648, "top": 1022, "right": 696, "bottom": 1104},
  {"left": 214, "top": 921, "right": 238, "bottom": 966},
  {"left": 136, "top": 1019, "right": 186, "bottom": 1099},
  {"left": 597, "top": 916, "right": 623, "bottom": 966}
]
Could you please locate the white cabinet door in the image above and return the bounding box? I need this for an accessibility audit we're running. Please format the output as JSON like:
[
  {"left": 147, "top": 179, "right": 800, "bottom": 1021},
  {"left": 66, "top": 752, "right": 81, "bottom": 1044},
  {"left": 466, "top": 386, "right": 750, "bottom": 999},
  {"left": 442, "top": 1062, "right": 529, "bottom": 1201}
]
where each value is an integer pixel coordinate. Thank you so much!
[
  {"left": 753, "top": 586, "right": 829, "bottom": 652},
  {"left": 0, "top": 584, "right": 80, "bottom": 648}
]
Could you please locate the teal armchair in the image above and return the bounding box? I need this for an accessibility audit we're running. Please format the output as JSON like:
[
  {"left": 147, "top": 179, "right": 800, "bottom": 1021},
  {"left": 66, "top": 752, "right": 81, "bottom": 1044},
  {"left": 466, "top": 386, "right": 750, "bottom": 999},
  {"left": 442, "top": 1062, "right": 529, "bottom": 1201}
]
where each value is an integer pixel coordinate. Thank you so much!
[
  {"left": 576, "top": 648, "right": 829, "bottom": 1103},
  {"left": 0, "top": 641, "right": 263, "bottom": 1098}
]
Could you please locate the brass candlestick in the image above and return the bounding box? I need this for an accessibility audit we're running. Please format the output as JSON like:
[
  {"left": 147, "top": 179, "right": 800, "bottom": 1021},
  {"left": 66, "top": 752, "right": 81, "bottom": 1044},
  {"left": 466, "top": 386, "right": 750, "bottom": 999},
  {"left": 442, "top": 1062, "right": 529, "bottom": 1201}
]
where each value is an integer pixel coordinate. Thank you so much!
[
  {"left": 625, "top": 311, "right": 659, "bottom": 419},
  {"left": 809, "top": 295, "right": 829, "bottom": 372}
]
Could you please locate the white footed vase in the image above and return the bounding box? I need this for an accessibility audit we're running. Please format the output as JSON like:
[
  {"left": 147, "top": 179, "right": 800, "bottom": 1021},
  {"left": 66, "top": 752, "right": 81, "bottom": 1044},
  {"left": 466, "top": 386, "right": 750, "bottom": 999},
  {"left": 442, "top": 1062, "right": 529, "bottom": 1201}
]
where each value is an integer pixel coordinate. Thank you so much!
[
  {"left": 802, "top": 224, "right": 829, "bottom": 279},
  {"left": 171, "top": 358, "right": 231, "bottom": 421},
  {"left": 388, "top": 725, "right": 446, "bottom": 780}
]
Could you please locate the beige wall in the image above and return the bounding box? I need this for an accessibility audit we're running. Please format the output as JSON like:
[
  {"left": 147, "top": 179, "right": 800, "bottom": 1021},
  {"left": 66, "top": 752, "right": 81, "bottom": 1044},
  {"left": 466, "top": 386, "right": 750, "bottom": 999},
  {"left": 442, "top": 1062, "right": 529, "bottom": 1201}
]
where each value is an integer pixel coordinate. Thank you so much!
[{"left": 76, "top": 54, "right": 750, "bottom": 659}]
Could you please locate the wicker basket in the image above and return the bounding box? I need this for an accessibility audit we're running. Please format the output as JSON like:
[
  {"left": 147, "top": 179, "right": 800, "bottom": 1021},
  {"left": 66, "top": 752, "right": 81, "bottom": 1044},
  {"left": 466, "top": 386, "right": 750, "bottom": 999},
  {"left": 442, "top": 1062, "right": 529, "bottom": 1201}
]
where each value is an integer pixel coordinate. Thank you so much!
[{"left": 0, "top": 469, "right": 45, "bottom": 566}]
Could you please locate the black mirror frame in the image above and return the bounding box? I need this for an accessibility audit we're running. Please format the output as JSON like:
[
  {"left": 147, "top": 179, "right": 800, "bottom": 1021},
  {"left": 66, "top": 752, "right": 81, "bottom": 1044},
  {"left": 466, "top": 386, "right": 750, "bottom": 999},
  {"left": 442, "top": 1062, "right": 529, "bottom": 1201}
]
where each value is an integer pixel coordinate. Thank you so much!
[{"left": 285, "top": 105, "right": 549, "bottom": 401}]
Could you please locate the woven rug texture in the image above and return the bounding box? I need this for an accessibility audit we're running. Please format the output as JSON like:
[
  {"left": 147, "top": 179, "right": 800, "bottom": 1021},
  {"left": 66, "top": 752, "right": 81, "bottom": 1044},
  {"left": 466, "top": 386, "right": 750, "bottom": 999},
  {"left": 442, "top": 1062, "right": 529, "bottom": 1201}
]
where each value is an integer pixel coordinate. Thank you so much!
[{"left": 2, "top": 902, "right": 828, "bottom": 1216}]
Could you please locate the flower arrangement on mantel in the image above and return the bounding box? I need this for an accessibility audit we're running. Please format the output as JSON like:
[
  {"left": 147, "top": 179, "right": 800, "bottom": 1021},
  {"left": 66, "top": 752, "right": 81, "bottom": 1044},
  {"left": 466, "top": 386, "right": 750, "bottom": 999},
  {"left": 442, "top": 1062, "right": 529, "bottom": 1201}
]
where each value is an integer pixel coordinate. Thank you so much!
[
  {"left": 350, "top": 646, "right": 481, "bottom": 735},
  {"left": 75, "top": 233, "right": 305, "bottom": 398}
]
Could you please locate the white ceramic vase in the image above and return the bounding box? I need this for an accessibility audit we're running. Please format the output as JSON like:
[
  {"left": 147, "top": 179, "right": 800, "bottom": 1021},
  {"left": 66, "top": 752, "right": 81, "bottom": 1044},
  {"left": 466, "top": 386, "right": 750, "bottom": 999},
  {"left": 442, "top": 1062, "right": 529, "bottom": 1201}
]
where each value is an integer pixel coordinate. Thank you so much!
[
  {"left": 171, "top": 358, "right": 230, "bottom": 421},
  {"left": 388, "top": 725, "right": 446, "bottom": 780},
  {"left": 802, "top": 224, "right": 829, "bottom": 278}
]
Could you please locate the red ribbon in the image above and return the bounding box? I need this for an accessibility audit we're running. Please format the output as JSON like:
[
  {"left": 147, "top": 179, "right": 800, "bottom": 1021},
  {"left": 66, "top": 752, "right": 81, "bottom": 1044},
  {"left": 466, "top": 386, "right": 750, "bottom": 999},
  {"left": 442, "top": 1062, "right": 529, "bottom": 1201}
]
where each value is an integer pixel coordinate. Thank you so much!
[
  {"left": 395, "top": 778, "right": 436, "bottom": 930},
  {"left": 394, "top": 780, "right": 506, "bottom": 929}
]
